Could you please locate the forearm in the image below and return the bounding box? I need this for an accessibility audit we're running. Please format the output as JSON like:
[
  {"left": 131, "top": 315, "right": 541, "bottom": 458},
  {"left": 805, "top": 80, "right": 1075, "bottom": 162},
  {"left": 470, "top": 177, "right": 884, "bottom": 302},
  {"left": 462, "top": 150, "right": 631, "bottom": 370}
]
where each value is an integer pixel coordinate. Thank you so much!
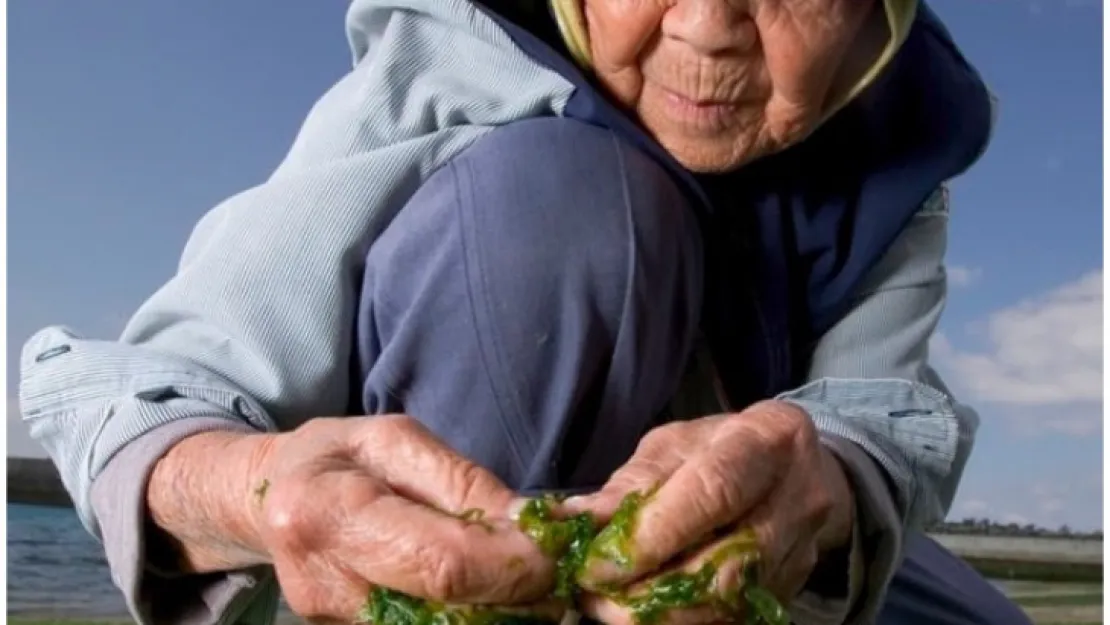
[
  {"left": 82, "top": 414, "right": 280, "bottom": 625},
  {"left": 147, "top": 430, "right": 277, "bottom": 573},
  {"left": 778, "top": 185, "right": 974, "bottom": 624}
]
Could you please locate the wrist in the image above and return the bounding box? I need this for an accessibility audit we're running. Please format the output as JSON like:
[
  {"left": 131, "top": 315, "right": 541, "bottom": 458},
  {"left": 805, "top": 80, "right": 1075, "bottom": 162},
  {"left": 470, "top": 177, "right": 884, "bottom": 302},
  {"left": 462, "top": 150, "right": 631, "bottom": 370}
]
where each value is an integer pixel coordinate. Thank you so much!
[{"left": 147, "top": 429, "right": 280, "bottom": 572}]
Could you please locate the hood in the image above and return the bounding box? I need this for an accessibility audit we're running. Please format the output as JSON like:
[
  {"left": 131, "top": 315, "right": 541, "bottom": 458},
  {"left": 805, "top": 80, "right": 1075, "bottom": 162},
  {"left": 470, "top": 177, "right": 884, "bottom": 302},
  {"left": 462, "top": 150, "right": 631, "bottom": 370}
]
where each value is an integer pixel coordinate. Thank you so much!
[{"left": 344, "top": 0, "right": 567, "bottom": 66}]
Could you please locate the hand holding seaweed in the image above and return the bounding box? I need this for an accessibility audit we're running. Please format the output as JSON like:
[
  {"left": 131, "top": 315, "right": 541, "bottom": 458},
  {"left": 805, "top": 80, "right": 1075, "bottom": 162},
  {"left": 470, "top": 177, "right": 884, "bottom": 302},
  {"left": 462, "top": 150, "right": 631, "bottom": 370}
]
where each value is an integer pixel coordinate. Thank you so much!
[
  {"left": 580, "top": 524, "right": 787, "bottom": 625},
  {"left": 567, "top": 402, "right": 856, "bottom": 619},
  {"left": 352, "top": 401, "right": 856, "bottom": 625},
  {"left": 361, "top": 492, "right": 787, "bottom": 625},
  {"left": 359, "top": 495, "right": 595, "bottom": 625},
  {"left": 248, "top": 416, "right": 553, "bottom": 623}
]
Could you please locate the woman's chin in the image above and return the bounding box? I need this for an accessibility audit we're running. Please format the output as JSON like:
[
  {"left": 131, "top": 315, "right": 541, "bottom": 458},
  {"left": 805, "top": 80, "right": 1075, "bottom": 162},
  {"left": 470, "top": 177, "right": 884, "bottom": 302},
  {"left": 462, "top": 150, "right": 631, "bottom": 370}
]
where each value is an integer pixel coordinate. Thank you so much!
[
  {"left": 655, "top": 132, "right": 758, "bottom": 174},
  {"left": 638, "top": 108, "right": 764, "bottom": 173}
]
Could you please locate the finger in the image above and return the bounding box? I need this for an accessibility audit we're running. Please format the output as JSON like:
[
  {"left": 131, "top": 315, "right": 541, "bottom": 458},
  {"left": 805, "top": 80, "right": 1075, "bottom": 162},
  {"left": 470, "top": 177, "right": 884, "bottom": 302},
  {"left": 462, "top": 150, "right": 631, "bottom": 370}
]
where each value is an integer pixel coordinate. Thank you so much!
[
  {"left": 580, "top": 595, "right": 721, "bottom": 625},
  {"left": 560, "top": 474, "right": 665, "bottom": 525},
  {"left": 579, "top": 529, "right": 762, "bottom": 625},
  {"left": 274, "top": 555, "right": 370, "bottom": 623},
  {"left": 561, "top": 454, "right": 681, "bottom": 522},
  {"left": 467, "top": 597, "right": 574, "bottom": 623},
  {"left": 562, "top": 418, "right": 722, "bottom": 519},
  {"left": 760, "top": 537, "right": 816, "bottom": 605},
  {"left": 356, "top": 414, "right": 521, "bottom": 518},
  {"left": 745, "top": 496, "right": 818, "bottom": 602},
  {"left": 359, "top": 590, "right": 573, "bottom": 625},
  {"left": 340, "top": 491, "right": 555, "bottom": 604},
  {"left": 581, "top": 430, "right": 781, "bottom": 586}
]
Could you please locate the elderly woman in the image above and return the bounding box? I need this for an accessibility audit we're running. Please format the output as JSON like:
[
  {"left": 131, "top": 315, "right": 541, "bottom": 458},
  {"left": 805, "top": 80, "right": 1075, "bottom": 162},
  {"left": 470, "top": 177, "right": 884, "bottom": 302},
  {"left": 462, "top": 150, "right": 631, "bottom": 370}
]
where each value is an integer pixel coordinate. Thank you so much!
[{"left": 20, "top": 1, "right": 1026, "bottom": 624}]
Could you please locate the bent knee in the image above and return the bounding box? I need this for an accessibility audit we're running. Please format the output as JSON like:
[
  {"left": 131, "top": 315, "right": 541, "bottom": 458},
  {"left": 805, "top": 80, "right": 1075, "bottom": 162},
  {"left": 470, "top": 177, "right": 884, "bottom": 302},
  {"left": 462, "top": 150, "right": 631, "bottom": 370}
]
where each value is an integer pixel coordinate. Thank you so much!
[
  {"left": 364, "top": 116, "right": 705, "bottom": 367},
  {"left": 447, "top": 117, "right": 702, "bottom": 296}
]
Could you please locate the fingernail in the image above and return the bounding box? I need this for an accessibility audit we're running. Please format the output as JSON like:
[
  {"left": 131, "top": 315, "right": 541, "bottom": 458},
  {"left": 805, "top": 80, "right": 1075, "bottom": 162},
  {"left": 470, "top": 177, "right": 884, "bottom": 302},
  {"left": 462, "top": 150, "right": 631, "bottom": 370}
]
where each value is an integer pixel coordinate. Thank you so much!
[
  {"left": 576, "top": 559, "right": 618, "bottom": 589},
  {"left": 507, "top": 497, "right": 529, "bottom": 521},
  {"left": 562, "top": 496, "right": 587, "bottom": 511}
]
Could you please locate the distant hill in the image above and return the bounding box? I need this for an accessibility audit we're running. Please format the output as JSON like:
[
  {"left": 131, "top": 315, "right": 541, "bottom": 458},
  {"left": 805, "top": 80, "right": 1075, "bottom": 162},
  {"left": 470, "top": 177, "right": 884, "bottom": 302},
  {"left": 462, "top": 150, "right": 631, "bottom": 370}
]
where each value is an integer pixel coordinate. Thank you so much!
[
  {"left": 927, "top": 518, "right": 1101, "bottom": 540},
  {"left": 8, "top": 457, "right": 71, "bottom": 507}
]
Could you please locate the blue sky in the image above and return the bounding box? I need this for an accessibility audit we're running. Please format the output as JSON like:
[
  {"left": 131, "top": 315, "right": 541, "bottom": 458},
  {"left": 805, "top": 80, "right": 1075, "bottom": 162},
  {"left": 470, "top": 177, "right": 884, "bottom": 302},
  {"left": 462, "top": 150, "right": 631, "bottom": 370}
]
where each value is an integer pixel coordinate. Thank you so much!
[{"left": 7, "top": 1, "right": 1103, "bottom": 530}]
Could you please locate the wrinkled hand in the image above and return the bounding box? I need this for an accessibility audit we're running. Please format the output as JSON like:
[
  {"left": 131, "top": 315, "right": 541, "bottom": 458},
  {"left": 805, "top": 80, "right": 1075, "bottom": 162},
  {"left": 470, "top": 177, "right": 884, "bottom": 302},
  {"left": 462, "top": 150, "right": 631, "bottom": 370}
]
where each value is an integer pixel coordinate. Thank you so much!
[
  {"left": 248, "top": 415, "right": 555, "bottom": 623},
  {"left": 566, "top": 401, "right": 855, "bottom": 625}
]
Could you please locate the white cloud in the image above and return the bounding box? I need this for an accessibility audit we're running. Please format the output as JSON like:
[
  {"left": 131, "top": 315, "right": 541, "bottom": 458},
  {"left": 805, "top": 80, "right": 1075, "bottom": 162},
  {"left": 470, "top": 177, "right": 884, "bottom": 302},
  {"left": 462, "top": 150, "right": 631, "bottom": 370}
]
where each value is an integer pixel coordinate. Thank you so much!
[
  {"left": 952, "top": 477, "right": 1103, "bottom": 530},
  {"left": 933, "top": 270, "right": 1102, "bottom": 407},
  {"left": 947, "top": 264, "right": 982, "bottom": 288}
]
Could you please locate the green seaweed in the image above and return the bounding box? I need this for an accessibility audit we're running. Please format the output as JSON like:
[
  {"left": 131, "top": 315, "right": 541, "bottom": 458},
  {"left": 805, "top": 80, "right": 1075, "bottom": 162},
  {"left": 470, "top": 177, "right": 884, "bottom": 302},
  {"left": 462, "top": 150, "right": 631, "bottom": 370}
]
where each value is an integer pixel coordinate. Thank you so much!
[
  {"left": 252, "top": 479, "right": 270, "bottom": 504},
  {"left": 457, "top": 508, "right": 486, "bottom": 523},
  {"left": 515, "top": 495, "right": 597, "bottom": 598},
  {"left": 454, "top": 508, "right": 496, "bottom": 532},
  {"left": 742, "top": 585, "right": 789, "bottom": 625},
  {"left": 584, "top": 489, "right": 647, "bottom": 572},
  {"left": 608, "top": 528, "right": 785, "bottom": 625},
  {"left": 617, "top": 561, "right": 719, "bottom": 624},
  {"left": 359, "top": 491, "right": 786, "bottom": 625},
  {"left": 358, "top": 587, "right": 553, "bottom": 625}
]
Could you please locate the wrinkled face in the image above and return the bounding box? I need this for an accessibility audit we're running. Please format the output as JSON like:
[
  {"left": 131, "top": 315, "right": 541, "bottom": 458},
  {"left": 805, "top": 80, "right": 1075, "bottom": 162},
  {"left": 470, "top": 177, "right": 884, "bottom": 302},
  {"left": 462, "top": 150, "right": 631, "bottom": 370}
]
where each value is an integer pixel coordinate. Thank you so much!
[{"left": 583, "top": 0, "right": 877, "bottom": 172}]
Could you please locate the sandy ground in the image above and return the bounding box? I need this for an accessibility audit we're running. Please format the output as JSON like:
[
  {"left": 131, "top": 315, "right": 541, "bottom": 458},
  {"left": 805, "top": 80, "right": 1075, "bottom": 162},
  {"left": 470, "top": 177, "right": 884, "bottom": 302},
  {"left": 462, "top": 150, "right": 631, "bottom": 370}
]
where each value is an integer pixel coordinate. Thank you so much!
[{"left": 1022, "top": 604, "right": 1103, "bottom": 624}]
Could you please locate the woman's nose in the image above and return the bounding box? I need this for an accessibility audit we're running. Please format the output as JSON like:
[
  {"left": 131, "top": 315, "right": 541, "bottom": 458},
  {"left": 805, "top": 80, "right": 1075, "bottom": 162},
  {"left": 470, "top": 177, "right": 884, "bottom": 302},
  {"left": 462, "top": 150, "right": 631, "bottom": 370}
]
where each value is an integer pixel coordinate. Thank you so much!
[{"left": 661, "top": 0, "right": 757, "bottom": 57}]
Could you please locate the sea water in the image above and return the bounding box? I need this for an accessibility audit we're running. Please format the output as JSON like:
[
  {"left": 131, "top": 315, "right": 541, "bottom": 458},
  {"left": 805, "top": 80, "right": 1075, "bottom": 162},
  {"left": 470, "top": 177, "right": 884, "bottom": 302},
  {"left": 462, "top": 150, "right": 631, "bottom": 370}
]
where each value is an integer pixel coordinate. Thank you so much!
[{"left": 7, "top": 503, "right": 126, "bottom": 617}]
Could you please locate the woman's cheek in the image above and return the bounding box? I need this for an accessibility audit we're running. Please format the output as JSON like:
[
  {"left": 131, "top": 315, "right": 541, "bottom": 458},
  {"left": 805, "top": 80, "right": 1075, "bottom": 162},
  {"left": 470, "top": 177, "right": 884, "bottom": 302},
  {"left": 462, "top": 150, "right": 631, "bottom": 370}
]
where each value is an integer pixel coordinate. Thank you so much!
[
  {"left": 586, "top": 1, "right": 664, "bottom": 66},
  {"left": 586, "top": 4, "right": 660, "bottom": 107}
]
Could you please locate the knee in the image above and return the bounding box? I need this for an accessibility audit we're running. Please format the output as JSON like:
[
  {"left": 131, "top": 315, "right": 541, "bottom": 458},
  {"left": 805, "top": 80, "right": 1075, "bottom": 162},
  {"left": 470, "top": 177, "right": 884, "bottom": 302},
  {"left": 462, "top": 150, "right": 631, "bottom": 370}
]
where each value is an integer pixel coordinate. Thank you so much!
[
  {"left": 358, "top": 119, "right": 705, "bottom": 481},
  {"left": 444, "top": 117, "right": 702, "bottom": 316}
]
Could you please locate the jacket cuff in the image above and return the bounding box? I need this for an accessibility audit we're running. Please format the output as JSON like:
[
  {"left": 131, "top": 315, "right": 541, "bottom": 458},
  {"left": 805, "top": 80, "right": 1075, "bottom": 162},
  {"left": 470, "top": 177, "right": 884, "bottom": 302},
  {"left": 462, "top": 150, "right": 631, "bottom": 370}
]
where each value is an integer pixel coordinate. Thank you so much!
[
  {"left": 90, "top": 418, "right": 279, "bottom": 625},
  {"left": 790, "top": 435, "right": 903, "bottom": 625}
]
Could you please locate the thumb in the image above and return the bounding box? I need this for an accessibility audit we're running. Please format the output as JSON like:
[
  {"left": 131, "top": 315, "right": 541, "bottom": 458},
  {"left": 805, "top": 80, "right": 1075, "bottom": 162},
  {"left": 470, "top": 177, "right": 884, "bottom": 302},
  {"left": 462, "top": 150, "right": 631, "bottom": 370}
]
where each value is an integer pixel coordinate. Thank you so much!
[
  {"left": 561, "top": 452, "right": 686, "bottom": 523},
  {"left": 564, "top": 418, "right": 717, "bottom": 520},
  {"left": 560, "top": 488, "right": 625, "bottom": 524}
]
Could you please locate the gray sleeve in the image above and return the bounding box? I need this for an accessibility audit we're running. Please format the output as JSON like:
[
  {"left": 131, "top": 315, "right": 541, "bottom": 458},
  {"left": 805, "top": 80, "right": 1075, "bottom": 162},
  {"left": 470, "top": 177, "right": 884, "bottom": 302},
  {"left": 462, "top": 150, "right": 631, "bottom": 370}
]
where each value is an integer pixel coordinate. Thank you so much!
[
  {"left": 91, "top": 420, "right": 278, "bottom": 625},
  {"left": 778, "top": 187, "right": 979, "bottom": 624}
]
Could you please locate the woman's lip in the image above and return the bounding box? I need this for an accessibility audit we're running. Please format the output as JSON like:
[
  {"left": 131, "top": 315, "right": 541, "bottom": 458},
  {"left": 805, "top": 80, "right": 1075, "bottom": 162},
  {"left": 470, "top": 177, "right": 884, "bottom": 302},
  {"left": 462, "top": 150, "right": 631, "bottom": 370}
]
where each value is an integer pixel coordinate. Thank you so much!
[
  {"left": 664, "top": 88, "right": 736, "bottom": 108},
  {"left": 659, "top": 87, "right": 739, "bottom": 132}
]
